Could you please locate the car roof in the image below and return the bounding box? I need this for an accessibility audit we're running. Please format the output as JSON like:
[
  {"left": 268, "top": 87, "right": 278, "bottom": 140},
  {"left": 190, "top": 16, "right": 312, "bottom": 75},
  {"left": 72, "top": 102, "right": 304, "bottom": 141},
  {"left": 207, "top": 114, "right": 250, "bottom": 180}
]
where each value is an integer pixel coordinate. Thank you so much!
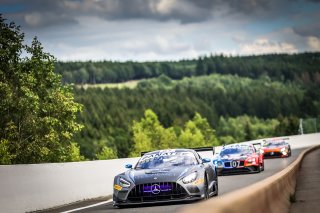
[
  {"left": 143, "top": 149, "right": 196, "bottom": 155},
  {"left": 264, "top": 138, "right": 289, "bottom": 142},
  {"left": 222, "top": 143, "right": 253, "bottom": 149}
]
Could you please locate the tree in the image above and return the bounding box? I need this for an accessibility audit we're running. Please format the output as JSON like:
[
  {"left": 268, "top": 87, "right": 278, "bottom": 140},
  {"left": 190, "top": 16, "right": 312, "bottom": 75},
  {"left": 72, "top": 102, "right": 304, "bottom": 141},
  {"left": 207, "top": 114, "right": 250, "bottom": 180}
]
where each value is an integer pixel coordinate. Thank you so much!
[
  {"left": 244, "top": 121, "right": 253, "bottom": 141},
  {"left": 131, "top": 109, "right": 219, "bottom": 155},
  {"left": 192, "top": 113, "right": 219, "bottom": 146},
  {"left": 196, "top": 57, "right": 206, "bottom": 76},
  {"left": 130, "top": 109, "right": 178, "bottom": 157},
  {"left": 0, "top": 15, "right": 83, "bottom": 164},
  {"left": 177, "top": 113, "right": 218, "bottom": 148},
  {"left": 74, "top": 68, "right": 89, "bottom": 84},
  {"left": 0, "top": 139, "right": 12, "bottom": 164},
  {"left": 178, "top": 121, "right": 206, "bottom": 148},
  {"left": 96, "top": 146, "right": 118, "bottom": 160},
  {"left": 66, "top": 142, "right": 85, "bottom": 162},
  {"left": 275, "top": 116, "right": 299, "bottom": 136}
]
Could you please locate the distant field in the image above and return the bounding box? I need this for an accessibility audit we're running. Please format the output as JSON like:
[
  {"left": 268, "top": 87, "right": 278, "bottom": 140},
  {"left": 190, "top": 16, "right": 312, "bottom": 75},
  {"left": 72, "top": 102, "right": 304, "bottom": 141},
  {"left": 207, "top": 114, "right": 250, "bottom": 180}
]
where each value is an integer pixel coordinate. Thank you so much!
[{"left": 76, "top": 79, "right": 142, "bottom": 89}]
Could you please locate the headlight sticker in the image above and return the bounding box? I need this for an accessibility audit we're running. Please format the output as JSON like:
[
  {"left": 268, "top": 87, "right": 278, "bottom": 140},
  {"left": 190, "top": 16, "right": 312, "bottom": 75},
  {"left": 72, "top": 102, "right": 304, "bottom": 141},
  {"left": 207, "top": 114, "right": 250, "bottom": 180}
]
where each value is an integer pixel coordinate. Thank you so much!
[
  {"left": 114, "top": 184, "right": 122, "bottom": 191},
  {"left": 193, "top": 178, "right": 204, "bottom": 185}
]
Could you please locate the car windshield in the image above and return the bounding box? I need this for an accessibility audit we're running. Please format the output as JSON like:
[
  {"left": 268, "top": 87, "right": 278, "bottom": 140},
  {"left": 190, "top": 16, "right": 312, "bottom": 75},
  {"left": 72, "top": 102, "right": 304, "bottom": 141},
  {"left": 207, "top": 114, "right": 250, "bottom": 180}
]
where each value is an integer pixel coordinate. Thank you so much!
[
  {"left": 135, "top": 151, "right": 198, "bottom": 169},
  {"left": 220, "top": 145, "right": 253, "bottom": 157},
  {"left": 263, "top": 141, "right": 286, "bottom": 147}
]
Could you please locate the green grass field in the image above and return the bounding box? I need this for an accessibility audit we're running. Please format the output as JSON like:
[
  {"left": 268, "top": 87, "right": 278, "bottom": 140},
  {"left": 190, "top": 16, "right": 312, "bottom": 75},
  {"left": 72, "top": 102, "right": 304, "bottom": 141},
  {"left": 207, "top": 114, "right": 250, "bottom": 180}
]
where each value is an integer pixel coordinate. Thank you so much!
[{"left": 76, "top": 79, "right": 141, "bottom": 89}]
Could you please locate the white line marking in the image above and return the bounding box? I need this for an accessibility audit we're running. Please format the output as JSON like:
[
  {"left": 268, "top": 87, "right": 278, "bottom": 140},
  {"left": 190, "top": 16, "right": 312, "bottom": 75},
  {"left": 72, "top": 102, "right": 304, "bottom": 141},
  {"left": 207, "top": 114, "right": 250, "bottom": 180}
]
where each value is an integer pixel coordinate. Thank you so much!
[{"left": 61, "top": 199, "right": 113, "bottom": 213}]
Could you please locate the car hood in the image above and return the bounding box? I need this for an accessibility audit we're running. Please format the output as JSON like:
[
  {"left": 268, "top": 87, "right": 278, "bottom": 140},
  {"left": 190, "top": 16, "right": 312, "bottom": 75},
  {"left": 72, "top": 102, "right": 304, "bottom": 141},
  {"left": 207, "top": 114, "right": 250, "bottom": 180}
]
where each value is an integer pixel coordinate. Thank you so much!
[
  {"left": 126, "top": 166, "right": 197, "bottom": 185},
  {"left": 262, "top": 145, "right": 286, "bottom": 151},
  {"left": 218, "top": 154, "right": 251, "bottom": 161}
]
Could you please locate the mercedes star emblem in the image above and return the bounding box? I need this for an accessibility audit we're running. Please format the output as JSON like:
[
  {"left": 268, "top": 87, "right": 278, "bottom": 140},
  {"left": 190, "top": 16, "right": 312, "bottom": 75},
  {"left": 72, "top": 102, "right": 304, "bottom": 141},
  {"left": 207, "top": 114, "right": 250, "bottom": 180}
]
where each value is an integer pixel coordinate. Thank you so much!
[{"left": 151, "top": 184, "right": 161, "bottom": 194}]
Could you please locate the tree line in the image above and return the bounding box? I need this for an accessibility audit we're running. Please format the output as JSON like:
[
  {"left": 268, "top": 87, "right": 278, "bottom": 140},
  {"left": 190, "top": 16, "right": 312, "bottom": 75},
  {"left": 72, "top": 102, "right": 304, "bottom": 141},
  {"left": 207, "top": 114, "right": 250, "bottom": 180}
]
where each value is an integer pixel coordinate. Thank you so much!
[{"left": 55, "top": 53, "right": 320, "bottom": 86}]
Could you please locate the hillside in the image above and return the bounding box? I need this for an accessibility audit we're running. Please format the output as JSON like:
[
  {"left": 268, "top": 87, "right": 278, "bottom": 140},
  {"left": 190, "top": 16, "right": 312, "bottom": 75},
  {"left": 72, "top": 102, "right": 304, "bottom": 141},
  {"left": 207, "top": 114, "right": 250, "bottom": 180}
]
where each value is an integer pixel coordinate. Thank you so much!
[{"left": 73, "top": 73, "right": 319, "bottom": 159}]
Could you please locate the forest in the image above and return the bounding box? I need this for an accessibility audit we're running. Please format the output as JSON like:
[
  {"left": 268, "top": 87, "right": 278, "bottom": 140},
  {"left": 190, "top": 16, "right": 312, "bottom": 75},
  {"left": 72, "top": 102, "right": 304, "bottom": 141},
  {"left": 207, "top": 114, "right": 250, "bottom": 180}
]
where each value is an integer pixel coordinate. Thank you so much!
[
  {"left": 55, "top": 53, "right": 320, "bottom": 85},
  {"left": 63, "top": 53, "right": 320, "bottom": 159}
]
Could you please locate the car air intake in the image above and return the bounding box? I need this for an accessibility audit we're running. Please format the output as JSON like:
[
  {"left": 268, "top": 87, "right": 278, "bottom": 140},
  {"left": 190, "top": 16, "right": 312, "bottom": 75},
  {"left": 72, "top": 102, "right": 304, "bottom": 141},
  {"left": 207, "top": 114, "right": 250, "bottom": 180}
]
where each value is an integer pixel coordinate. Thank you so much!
[
  {"left": 224, "top": 161, "right": 245, "bottom": 167},
  {"left": 264, "top": 152, "right": 283, "bottom": 158},
  {"left": 127, "top": 182, "right": 188, "bottom": 202}
]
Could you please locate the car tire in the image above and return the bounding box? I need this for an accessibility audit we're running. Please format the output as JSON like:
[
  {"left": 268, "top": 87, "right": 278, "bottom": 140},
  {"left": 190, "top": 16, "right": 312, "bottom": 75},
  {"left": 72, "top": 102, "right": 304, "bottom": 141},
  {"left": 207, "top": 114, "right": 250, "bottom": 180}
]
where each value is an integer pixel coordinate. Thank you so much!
[
  {"left": 260, "top": 160, "right": 264, "bottom": 171},
  {"left": 204, "top": 175, "right": 209, "bottom": 199},
  {"left": 213, "top": 179, "right": 218, "bottom": 196},
  {"left": 256, "top": 165, "right": 261, "bottom": 173}
]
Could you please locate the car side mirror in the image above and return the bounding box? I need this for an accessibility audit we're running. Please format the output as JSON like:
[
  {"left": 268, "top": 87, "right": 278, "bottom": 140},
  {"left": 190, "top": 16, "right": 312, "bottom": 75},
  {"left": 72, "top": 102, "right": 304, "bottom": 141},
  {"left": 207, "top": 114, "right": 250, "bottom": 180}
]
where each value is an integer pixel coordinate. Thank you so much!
[
  {"left": 125, "top": 164, "right": 132, "bottom": 169},
  {"left": 202, "top": 158, "right": 210, "bottom": 163}
]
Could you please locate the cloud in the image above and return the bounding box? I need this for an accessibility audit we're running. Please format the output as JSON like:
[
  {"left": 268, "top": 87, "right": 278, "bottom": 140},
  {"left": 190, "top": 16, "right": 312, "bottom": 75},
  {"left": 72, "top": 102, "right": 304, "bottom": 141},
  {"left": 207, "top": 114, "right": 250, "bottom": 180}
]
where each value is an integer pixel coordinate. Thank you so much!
[
  {"left": 225, "top": 0, "right": 270, "bottom": 15},
  {"left": 24, "top": 12, "right": 76, "bottom": 28},
  {"left": 2, "top": 0, "right": 217, "bottom": 28},
  {"left": 2, "top": 0, "right": 77, "bottom": 28},
  {"left": 294, "top": 24, "right": 320, "bottom": 38},
  {"left": 239, "top": 38, "right": 298, "bottom": 55},
  {"left": 29, "top": 15, "right": 247, "bottom": 61},
  {"left": 4, "top": 0, "right": 319, "bottom": 28},
  {"left": 42, "top": 17, "right": 202, "bottom": 61},
  {"left": 1, "top": 0, "right": 319, "bottom": 61},
  {"left": 62, "top": 0, "right": 217, "bottom": 24},
  {"left": 307, "top": 36, "right": 320, "bottom": 51}
]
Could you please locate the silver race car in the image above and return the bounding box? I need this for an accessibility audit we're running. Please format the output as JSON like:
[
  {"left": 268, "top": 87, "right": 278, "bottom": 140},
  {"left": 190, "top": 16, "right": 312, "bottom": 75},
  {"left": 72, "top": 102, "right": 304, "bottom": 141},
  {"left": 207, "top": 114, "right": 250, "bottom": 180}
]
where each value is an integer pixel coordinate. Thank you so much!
[{"left": 113, "top": 148, "right": 218, "bottom": 207}]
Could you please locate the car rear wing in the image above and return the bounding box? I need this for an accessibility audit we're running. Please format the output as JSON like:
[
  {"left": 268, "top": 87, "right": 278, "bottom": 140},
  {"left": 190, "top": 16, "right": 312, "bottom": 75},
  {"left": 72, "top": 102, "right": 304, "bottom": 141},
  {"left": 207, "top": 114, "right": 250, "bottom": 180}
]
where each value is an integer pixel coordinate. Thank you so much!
[
  {"left": 140, "top": 151, "right": 150, "bottom": 156},
  {"left": 140, "top": 147, "right": 215, "bottom": 157},
  {"left": 252, "top": 142, "right": 262, "bottom": 152},
  {"left": 263, "top": 137, "right": 290, "bottom": 142},
  {"left": 192, "top": 146, "right": 215, "bottom": 154}
]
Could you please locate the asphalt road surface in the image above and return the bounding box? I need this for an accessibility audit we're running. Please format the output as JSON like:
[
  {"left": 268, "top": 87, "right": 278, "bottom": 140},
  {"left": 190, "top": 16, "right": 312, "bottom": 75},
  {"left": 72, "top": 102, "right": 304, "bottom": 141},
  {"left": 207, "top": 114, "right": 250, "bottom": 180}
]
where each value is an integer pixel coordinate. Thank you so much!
[{"left": 46, "top": 147, "right": 305, "bottom": 213}]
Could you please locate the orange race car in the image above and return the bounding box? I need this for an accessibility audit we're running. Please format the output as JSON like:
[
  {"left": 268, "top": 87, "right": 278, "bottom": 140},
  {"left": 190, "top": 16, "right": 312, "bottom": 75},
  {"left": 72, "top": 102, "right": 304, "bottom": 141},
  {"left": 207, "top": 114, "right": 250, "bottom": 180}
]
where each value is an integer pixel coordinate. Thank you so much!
[{"left": 261, "top": 138, "right": 291, "bottom": 158}]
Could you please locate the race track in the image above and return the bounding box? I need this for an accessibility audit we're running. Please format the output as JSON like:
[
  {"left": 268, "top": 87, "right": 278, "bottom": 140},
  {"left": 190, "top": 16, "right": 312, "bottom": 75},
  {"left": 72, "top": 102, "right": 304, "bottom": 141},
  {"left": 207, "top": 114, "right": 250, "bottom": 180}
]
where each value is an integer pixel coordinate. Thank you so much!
[{"left": 51, "top": 147, "right": 306, "bottom": 213}]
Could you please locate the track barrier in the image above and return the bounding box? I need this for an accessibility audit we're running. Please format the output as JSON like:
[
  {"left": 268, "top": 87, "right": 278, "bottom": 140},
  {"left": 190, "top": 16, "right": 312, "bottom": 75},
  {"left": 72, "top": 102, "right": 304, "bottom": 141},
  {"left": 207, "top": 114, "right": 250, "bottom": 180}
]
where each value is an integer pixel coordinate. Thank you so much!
[{"left": 181, "top": 144, "right": 320, "bottom": 213}]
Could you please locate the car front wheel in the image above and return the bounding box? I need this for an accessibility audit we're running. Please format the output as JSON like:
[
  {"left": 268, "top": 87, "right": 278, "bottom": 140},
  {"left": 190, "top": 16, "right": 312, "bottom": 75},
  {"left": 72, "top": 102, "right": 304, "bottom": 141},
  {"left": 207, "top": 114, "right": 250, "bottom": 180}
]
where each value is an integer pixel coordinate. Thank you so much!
[{"left": 204, "top": 176, "right": 209, "bottom": 199}]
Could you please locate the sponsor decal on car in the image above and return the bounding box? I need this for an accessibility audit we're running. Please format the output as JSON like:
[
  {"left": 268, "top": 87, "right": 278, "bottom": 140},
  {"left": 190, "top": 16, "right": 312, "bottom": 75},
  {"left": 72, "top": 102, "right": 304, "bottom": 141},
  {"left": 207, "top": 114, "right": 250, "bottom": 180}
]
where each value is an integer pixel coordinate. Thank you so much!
[
  {"left": 194, "top": 178, "right": 204, "bottom": 185},
  {"left": 114, "top": 184, "right": 122, "bottom": 191},
  {"left": 139, "top": 150, "right": 178, "bottom": 164}
]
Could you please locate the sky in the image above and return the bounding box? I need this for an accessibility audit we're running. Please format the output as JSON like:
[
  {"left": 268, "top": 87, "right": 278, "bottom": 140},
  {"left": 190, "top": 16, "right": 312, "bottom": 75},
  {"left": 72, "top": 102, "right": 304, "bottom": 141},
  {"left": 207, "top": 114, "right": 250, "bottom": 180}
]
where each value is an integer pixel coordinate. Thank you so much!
[{"left": 1, "top": 0, "right": 320, "bottom": 61}]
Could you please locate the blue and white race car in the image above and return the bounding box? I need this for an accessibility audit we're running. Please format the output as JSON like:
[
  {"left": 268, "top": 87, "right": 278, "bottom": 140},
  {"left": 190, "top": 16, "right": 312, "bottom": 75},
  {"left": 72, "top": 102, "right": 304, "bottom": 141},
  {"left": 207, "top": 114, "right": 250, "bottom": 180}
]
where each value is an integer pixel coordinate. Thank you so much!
[{"left": 212, "top": 144, "right": 264, "bottom": 175}]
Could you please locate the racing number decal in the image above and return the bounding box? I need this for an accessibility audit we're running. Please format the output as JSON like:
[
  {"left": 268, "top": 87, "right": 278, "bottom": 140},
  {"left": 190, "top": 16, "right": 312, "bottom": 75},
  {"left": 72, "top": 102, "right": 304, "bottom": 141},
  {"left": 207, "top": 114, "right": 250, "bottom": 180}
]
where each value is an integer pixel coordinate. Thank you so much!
[{"left": 231, "top": 160, "right": 240, "bottom": 168}]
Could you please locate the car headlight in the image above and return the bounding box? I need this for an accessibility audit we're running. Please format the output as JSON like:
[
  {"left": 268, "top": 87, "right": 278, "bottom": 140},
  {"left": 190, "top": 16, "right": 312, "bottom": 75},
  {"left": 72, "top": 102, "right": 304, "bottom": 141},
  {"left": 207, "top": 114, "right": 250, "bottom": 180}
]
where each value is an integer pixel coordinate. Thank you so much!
[
  {"left": 182, "top": 172, "right": 197, "bottom": 184},
  {"left": 281, "top": 147, "right": 286, "bottom": 152},
  {"left": 119, "top": 177, "right": 131, "bottom": 188},
  {"left": 213, "top": 160, "right": 223, "bottom": 167},
  {"left": 247, "top": 157, "right": 256, "bottom": 163}
]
